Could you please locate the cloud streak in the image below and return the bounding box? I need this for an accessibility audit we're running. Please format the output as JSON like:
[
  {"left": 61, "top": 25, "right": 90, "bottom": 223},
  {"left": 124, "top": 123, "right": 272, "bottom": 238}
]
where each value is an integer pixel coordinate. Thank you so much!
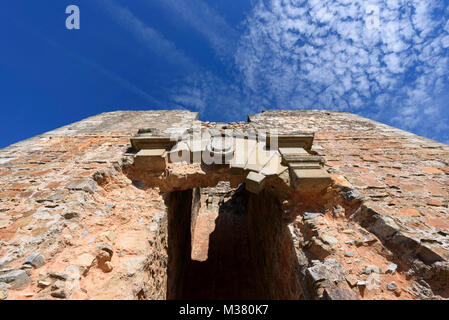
[
  {"left": 154, "top": 0, "right": 239, "bottom": 59},
  {"left": 9, "top": 13, "right": 162, "bottom": 106},
  {"left": 97, "top": 0, "right": 449, "bottom": 143},
  {"left": 99, "top": 0, "right": 195, "bottom": 69},
  {"left": 99, "top": 0, "right": 244, "bottom": 116}
]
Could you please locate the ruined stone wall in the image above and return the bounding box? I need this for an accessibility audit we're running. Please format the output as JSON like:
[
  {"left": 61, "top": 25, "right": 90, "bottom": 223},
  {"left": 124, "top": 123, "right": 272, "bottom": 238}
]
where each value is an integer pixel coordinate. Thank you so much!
[
  {"left": 0, "top": 109, "right": 448, "bottom": 300},
  {"left": 250, "top": 110, "right": 449, "bottom": 299},
  {"left": 250, "top": 111, "right": 449, "bottom": 260},
  {"left": 246, "top": 190, "right": 303, "bottom": 299},
  {"left": 0, "top": 111, "right": 199, "bottom": 300}
]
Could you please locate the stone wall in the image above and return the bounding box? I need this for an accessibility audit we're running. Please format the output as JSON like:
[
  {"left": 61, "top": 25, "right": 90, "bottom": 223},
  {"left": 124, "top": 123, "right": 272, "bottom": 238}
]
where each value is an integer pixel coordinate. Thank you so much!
[
  {"left": 0, "top": 109, "right": 448, "bottom": 300},
  {"left": 246, "top": 190, "right": 303, "bottom": 299},
  {"left": 0, "top": 111, "right": 199, "bottom": 300},
  {"left": 250, "top": 110, "right": 449, "bottom": 299},
  {"left": 166, "top": 190, "right": 193, "bottom": 299}
]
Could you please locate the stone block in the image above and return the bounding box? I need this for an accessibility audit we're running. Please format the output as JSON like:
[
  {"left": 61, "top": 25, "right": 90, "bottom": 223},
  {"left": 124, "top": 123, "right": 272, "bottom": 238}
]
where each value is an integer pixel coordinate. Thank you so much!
[
  {"left": 189, "top": 138, "right": 209, "bottom": 164},
  {"left": 266, "top": 133, "right": 314, "bottom": 150},
  {"left": 135, "top": 149, "right": 166, "bottom": 157},
  {"left": 0, "top": 270, "right": 30, "bottom": 290},
  {"left": 134, "top": 149, "right": 167, "bottom": 171},
  {"left": 205, "top": 136, "right": 235, "bottom": 165},
  {"left": 417, "top": 243, "right": 447, "bottom": 264},
  {"left": 278, "top": 147, "right": 309, "bottom": 156},
  {"left": 230, "top": 138, "right": 257, "bottom": 171},
  {"left": 260, "top": 153, "right": 288, "bottom": 176},
  {"left": 0, "top": 283, "right": 8, "bottom": 300},
  {"left": 283, "top": 154, "right": 323, "bottom": 163},
  {"left": 0, "top": 213, "right": 11, "bottom": 229},
  {"left": 245, "top": 143, "right": 276, "bottom": 172},
  {"left": 130, "top": 136, "right": 176, "bottom": 151},
  {"left": 323, "top": 287, "right": 358, "bottom": 300},
  {"left": 245, "top": 172, "right": 266, "bottom": 194},
  {"left": 291, "top": 168, "right": 332, "bottom": 191},
  {"left": 67, "top": 179, "right": 97, "bottom": 194},
  {"left": 24, "top": 252, "right": 45, "bottom": 268},
  {"left": 288, "top": 162, "right": 322, "bottom": 169},
  {"left": 74, "top": 253, "right": 95, "bottom": 271},
  {"left": 306, "top": 258, "right": 347, "bottom": 284}
]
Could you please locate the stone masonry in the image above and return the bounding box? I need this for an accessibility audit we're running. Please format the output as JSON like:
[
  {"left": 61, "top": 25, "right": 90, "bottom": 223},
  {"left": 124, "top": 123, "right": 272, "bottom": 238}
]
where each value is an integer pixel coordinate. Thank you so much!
[{"left": 0, "top": 110, "right": 448, "bottom": 300}]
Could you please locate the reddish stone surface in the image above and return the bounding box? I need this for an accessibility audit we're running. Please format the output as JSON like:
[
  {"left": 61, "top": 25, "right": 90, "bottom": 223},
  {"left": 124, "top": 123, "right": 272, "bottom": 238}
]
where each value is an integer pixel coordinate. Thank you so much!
[{"left": 0, "top": 110, "right": 448, "bottom": 300}]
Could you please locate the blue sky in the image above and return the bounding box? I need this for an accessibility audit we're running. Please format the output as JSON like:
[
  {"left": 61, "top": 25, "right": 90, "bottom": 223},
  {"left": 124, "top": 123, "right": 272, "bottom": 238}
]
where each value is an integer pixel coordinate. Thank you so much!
[{"left": 1, "top": 0, "right": 449, "bottom": 148}]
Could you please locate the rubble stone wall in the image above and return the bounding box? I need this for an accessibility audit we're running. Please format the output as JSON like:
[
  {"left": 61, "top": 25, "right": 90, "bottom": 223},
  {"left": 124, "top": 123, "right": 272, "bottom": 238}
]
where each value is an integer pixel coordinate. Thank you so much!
[{"left": 0, "top": 109, "right": 448, "bottom": 300}]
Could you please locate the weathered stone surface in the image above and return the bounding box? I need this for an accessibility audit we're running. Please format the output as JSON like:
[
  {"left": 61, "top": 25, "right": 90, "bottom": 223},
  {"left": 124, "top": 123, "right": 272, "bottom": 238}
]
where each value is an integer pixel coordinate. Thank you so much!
[
  {"left": 48, "top": 271, "right": 68, "bottom": 281},
  {"left": 323, "top": 287, "right": 358, "bottom": 300},
  {"left": 259, "top": 153, "right": 288, "bottom": 176},
  {"left": 245, "top": 143, "right": 275, "bottom": 172},
  {"left": 74, "top": 253, "right": 95, "bottom": 274},
  {"left": 116, "top": 230, "right": 148, "bottom": 255},
  {"left": 121, "top": 256, "right": 146, "bottom": 277},
  {"left": 357, "top": 280, "right": 367, "bottom": 287},
  {"left": 278, "top": 147, "right": 309, "bottom": 158},
  {"left": 307, "top": 259, "right": 347, "bottom": 284},
  {"left": 51, "top": 280, "right": 66, "bottom": 291},
  {"left": 361, "top": 265, "right": 383, "bottom": 275},
  {"left": 131, "top": 136, "right": 176, "bottom": 151},
  {"left": 0, "top": 270, "right": 30, "bottom": 290},
  {"left": 0, "top": 283, "right": 8, "bottom": 300},
  {"left": 386, "top": 263, "right": 398, "bottom": 275},
  {"left": 24, "top": 252, "right": 45, "bottom": 268},
  {"left": 67, "top": 179, "right": 97, "bottom": 194},
  {"left": 51, "top": 289, "right": 68, "bottom": 299},
  {"left": 387, "top": 282, "right": 398, "bottom": 291},
  {"left": 98, "top": 243, "right": 114, "bottom": 257},
  {"left": 63, "top": 211, "right": 79, "bottom": 219},
  {"left": 0, "top": 214, "right": 11, "bottom": 229},
  {"left": 21, "top": 263, "right": 33, "bottom": 276},
  {"left": 0, "top": 267, "right": 15, "bottom": 275},
  {"left": 288, "top": 162, "right": 323, "bottom": 169},
  {"left": 96, "top": 250, "right": 113, "bottom": 273},
  {"left": 0, "top": 109, "right": 447, "bottom": 300},
  {"left": 291, "top": 168, "right": 332, "bottom": 191},
  {"left": 136, "top": 149, "right": 166, "bottom": 157},
  {"left": 168, "top": 141, "right": 191, "bottom": 163},
  {"left": 37, "top": 280, "right": 51, "bottom": 288},
  {"left": 245, "top": 172, "right": 266, "bottom": 194},
  {"left": 345, "top": 275, "right": 358, "bottom": 287},
  {"left": 134, "top": 149, "right": 167, "bottom": 171},
  {"left": 267, "top": 133, "right": 314, "bottom": 150},
  {"left": 230, "top": 138, "right": 257, "bottom": 171},
  {"left": 303, "top": 212, "right": 323, "bottom": 220},
  {"left": 282, "top": 154, "right": 324, "bottom": 165}
]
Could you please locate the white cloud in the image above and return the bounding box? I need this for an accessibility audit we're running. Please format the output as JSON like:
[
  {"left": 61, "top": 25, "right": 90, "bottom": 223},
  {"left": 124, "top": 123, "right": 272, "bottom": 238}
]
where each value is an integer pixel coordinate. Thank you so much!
[
  {"left": 234, "top": 0, "right": 449, "bottom": 141},
  {"left": 98, "top": 0, "right": 449, "bottom": 142}
]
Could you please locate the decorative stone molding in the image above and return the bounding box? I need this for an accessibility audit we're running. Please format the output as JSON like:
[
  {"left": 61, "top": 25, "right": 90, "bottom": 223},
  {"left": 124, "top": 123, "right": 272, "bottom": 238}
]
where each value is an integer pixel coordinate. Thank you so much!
[{"left": 129, "top": 127, "right": 332, "bottom": 193}]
